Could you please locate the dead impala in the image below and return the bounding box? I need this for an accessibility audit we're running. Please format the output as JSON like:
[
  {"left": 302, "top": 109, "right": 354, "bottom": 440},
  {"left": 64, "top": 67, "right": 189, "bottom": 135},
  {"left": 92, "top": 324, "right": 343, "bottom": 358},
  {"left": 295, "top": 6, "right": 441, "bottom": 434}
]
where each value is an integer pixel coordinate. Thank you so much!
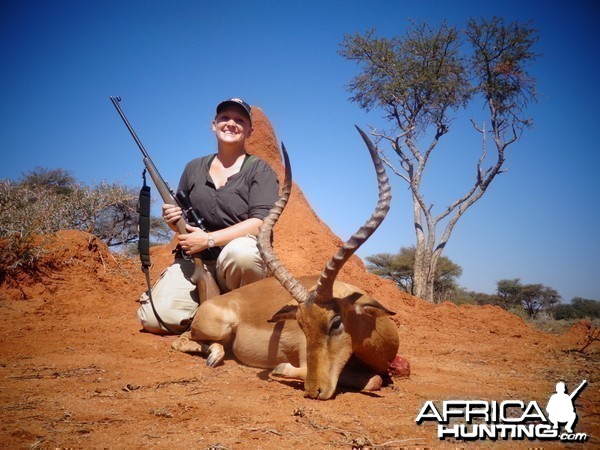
[{"left": 172, "top": 127, "right": 401, "bottom": 399}]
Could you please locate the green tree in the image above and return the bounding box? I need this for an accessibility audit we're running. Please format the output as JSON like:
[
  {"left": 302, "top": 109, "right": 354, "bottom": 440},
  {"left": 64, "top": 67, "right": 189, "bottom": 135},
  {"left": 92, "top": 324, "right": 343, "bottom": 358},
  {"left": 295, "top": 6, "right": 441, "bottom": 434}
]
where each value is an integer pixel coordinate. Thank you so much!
[
  {"left": 365, "top": 247, "right": 414, "bottom": 292},
  {"left": 366, "top": 246, "right": 462, "bottom": 302},
  {"left": 519, "top": 284, "right": 560, "bottom": 319},
  {"left": 554, "top": 297, "right": 600, "bottom": 320},
  {"left": 496, "top": 278, "right": 523, "bottom": 309},
  {"left": 339, "top": 17, "right": 538, "bottom": 302},
  {"left": 495, "top": 278, "right": 561, "bottom": 318}
]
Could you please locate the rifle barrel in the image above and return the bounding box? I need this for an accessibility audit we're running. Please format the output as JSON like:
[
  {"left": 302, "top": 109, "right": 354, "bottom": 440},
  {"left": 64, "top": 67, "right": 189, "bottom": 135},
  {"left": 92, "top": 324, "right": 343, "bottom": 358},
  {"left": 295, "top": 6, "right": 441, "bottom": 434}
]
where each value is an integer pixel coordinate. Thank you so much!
[
  {"left": 110, "top": 96, "right": 171, "bottom": 199},
  {"left": 570, "top": 379, "right": 588, "bottom": 400},
  {"left": 109, "top": 96, "right": 150, "bottom": 160}
]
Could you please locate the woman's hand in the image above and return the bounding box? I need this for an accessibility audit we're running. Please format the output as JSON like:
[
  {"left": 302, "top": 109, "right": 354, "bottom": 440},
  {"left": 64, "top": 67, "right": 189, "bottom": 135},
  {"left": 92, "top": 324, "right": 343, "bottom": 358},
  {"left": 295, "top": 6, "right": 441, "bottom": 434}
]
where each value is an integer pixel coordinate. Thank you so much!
[
  {"left": 162, "top": 203, "right": 183, "bottom": 231},
  {"left": 178, "top": 224, "right": 209, "bottom": 255}
]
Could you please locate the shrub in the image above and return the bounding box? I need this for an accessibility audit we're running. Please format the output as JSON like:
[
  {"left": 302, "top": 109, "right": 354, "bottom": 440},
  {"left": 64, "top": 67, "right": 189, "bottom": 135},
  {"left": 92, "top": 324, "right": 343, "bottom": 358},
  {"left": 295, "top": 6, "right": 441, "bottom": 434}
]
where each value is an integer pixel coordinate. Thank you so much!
[{"left": 0, "top": 168, "right": 168, "bottom": 283}]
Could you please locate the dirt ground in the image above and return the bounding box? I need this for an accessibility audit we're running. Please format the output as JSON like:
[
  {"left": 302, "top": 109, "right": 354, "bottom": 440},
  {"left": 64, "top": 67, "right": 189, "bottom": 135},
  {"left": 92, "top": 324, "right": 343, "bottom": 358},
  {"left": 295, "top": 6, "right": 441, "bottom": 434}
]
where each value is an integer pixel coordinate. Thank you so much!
[{"left": 1, "top": 108, "right": 598, "bottom": 449}]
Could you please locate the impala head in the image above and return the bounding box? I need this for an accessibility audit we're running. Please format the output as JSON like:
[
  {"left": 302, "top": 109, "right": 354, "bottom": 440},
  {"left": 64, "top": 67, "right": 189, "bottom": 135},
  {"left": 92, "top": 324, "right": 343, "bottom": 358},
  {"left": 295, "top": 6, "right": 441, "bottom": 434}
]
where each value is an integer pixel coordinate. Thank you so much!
[{"left": 258, "top": 127, "right": 394, "bottom": 400}]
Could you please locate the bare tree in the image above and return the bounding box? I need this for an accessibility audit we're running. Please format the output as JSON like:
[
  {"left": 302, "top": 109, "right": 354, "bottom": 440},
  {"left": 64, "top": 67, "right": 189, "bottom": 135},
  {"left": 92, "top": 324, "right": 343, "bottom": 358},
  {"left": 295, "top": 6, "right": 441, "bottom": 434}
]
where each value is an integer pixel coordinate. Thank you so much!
[{"left": 339, "top": 17, "right": 538, "bottom": 301}]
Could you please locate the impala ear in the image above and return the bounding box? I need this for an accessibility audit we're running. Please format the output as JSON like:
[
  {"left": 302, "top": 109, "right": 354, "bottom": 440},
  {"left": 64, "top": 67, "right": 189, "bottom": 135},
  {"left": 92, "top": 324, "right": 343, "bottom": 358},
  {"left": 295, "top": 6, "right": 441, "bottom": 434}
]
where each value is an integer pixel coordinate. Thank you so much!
[
  {"left": 349, "top": 292, "right": 396, "bottom": 318},
  {"left": 268, "top": 304, "right": 298, "bottom": 323}
]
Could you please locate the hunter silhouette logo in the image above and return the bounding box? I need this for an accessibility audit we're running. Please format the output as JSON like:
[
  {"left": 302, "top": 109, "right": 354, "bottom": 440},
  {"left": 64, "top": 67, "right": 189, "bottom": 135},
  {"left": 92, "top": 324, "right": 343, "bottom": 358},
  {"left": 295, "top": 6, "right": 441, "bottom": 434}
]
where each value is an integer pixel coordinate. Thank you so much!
[
  {"left": 416, "top": 379, "right": 589, "bottom": 442},
  {"left": 546, "top": 380, "right": 587, "bottom": 434}
]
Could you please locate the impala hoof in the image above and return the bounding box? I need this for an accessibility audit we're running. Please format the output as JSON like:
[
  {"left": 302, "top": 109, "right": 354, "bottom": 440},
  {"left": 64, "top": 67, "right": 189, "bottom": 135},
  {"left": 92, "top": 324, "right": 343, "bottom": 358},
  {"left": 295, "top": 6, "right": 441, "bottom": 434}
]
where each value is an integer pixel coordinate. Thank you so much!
[
  {"left": 205, "top": 343, "right": 225, "bottom": 367},
  {"left": 363, "top": 375, "right": 383, "bottom": 391}
]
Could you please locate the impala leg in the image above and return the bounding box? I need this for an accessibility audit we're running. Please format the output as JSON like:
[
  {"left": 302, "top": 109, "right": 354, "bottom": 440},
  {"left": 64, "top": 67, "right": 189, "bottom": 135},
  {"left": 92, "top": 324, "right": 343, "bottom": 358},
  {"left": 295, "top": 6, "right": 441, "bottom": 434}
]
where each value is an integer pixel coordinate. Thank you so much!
[
  {"left": 171, "top": 331, "right": 227, "bottom": 367},
  {"left": 174, "top": 302, "right": 235, "bottom": 367},
  {"left": 270, "top": 363, "right": 306, "bottom": 381},
  {"left": 337, "top": 357, "right": 383, "bottom": 392},
  {"left": 338, "top": 371, "right": 383, "bottom": 392},
  {"left": 171, "top": 331, "right": 210, "bottom": 355},
  {"left": 269, "top": 336, "right": 307, "bottom": 381}
]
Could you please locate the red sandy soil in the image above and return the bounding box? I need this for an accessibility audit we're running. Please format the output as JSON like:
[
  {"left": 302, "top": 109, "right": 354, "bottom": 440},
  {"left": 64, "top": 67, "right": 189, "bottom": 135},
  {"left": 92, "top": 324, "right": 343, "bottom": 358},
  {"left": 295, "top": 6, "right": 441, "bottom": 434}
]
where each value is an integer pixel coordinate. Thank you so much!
[{"left": 0, "top": 108, "right": 598, "bottom": 449}]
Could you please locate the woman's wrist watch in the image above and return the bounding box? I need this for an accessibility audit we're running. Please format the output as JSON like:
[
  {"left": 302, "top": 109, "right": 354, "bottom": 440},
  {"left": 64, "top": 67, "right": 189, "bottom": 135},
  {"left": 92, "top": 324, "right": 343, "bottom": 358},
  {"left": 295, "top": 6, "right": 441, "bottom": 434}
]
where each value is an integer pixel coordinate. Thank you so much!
[{"left": 207, "top": 233, "right": 216, "bottom": 248}]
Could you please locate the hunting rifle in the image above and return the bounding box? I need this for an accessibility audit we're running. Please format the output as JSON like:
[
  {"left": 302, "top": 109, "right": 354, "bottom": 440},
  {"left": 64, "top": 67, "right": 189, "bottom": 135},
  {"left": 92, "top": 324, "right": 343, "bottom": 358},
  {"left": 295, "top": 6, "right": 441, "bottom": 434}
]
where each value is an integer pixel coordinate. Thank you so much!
[{"left": 109, "top": 96, "right": 219, "bottom": 304}]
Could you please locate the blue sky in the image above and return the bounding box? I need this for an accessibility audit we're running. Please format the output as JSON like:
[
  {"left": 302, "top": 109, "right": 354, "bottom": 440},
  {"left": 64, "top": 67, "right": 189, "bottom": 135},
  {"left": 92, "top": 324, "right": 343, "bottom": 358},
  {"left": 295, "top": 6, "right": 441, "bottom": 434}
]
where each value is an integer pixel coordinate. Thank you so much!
[{"left": 1, "top": 0, "right": 598, "bottom": 302}]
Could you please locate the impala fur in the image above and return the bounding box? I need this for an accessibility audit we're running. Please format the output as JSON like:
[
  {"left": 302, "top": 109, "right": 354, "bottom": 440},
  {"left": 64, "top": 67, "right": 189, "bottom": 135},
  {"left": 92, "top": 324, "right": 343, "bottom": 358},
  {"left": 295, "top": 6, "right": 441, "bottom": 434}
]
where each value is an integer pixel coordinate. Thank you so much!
[{"left": 172, "top": 127, "right": 399, "bottom": 399}]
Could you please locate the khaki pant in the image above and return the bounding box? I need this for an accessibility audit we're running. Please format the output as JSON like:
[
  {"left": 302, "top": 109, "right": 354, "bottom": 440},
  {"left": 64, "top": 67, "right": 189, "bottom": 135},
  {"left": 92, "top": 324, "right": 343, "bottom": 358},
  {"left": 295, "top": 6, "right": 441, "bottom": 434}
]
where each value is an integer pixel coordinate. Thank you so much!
[{"left": 137, "top": 235, "right": 266, "bottom": 334}]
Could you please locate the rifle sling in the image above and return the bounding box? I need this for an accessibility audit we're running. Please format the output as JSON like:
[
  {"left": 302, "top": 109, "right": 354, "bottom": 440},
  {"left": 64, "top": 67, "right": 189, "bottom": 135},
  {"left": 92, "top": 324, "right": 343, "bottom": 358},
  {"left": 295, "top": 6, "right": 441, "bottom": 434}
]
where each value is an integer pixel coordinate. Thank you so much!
[{"left": 138, "top": 171, "right": 189, "bottom": 335}]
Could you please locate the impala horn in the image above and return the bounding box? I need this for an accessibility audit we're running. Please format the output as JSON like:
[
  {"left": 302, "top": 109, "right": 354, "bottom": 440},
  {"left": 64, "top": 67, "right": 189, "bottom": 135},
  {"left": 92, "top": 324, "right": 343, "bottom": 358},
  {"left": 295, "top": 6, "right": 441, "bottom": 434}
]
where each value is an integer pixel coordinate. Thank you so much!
[
  {"left": 313, "top": 126, "right": 391, "bottom": 303},
  {"left": 257, "top": 143, "right": 310, "bottom": 304}
]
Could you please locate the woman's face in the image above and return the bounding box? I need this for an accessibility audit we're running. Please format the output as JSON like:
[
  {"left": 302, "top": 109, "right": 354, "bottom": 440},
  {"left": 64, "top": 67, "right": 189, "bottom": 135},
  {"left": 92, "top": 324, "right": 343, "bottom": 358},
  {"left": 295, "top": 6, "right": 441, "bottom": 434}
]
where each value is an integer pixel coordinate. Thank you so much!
[{"left": 212, "top": 106, "right": 253, "bottom": 145}]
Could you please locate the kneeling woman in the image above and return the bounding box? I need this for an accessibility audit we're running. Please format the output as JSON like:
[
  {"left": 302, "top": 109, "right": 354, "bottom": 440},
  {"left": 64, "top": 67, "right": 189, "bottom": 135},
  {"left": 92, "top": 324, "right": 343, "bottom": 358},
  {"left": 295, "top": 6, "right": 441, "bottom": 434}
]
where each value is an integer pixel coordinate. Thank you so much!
[{"left": 138, "top": 98, "right": 279, "bottom": 334}]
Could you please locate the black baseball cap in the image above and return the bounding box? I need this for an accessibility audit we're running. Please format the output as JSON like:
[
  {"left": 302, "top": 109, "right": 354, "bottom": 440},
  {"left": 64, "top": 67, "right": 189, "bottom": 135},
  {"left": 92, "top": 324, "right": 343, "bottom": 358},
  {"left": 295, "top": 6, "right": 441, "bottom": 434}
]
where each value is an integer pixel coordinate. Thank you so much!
[{"left": 216, "top": 98, "right": 252, "bottom": 124}]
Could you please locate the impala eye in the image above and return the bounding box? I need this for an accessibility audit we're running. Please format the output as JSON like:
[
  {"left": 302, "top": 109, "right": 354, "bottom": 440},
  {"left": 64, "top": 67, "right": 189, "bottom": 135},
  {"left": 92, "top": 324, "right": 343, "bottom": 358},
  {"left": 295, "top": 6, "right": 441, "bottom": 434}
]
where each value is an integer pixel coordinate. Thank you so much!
[{"left": 329, "top": 316, "right": 344, "bottom": 335}]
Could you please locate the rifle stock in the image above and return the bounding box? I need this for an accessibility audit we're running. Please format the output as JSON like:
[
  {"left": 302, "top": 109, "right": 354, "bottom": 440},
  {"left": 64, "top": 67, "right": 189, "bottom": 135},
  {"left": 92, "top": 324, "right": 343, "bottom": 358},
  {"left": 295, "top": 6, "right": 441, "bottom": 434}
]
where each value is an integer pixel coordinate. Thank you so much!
[{"left": 110, "top": 96, "right": 219, "bottom": 302}]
